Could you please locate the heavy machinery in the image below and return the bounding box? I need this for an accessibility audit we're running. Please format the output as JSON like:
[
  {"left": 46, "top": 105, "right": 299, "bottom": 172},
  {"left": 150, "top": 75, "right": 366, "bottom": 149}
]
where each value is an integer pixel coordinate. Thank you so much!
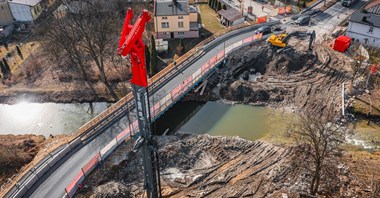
[
  {"left": 267, "top": 30, "right": 316, "bottom": 52},
  {"left": 118, "top": 8, "right": 162, "bottom": 198}
]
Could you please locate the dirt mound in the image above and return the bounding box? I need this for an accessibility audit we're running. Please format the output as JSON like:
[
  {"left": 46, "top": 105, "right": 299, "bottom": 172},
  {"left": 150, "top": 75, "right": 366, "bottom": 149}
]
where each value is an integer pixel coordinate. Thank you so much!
[
  {"left": 77, "top": 135, "right": 363, "bottom": 197},
  {"left": 0, "top": 134, "right": 45, "bottom": 187},
  {"left": 191, "top": 41, "right": 351, "bottom": 114}
]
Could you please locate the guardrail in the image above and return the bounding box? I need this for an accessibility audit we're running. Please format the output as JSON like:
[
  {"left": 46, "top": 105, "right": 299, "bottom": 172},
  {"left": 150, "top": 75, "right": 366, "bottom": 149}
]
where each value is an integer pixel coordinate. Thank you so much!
[
  {"left": 63, "top": 25, "right": 271, "bottom": 198},
  {"left": 2, "top": 19, "right": 279, "bottom": 198}
]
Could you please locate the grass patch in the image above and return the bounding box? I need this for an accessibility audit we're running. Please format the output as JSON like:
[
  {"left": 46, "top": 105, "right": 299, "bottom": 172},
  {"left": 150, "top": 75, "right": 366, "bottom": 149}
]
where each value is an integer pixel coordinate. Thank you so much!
[{"left": 199, "top": 4, "right": 226, "bottom": 34}]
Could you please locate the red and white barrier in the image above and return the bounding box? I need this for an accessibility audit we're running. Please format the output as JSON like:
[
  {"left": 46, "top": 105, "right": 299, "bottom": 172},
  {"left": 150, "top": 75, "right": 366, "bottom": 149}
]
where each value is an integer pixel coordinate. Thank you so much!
[
  {"left": 192, "top": 68, "right": 202, "bottom": 82},
  {"left": 82, "top": 153, "right": 100, "bottom": 177},
  {"left": 116, "top": 128, "right": 131, "bottom": 144},
  {"left": 65, "top": 171, "right": 84, "bottom": 198}
]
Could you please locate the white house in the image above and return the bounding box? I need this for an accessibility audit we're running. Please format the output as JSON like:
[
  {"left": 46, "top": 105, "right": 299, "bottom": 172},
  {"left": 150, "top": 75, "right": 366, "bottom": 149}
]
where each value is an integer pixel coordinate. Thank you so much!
[
  {"left": 8, "top": 0, "right": 43, "bottom": 23},
  {"left": 346, "top": 1, "right": 380, "bottom": 48}
]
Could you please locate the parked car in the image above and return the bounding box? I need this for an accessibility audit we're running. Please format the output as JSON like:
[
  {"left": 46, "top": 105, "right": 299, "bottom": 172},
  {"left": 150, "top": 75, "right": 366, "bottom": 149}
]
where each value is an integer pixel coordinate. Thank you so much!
[
  {"left": 295, "top": 15, "right": 311, "bottom": 25},
  {"left": 342, "top": 0, "right": 358, "bottom": 7},
  {"left": 254, "top": 26, "right": 272, "bottom": 35},
  {"left": 304, "top": 9, "right": 321, "bottom": 16},
  {"left": 291, "top": 14, "right": 302, "bottom": 20}
]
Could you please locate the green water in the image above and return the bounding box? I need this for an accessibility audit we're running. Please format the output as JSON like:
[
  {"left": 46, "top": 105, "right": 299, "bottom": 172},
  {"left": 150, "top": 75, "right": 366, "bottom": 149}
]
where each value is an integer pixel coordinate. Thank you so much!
[{"left": 179, "top": 101, "right": 289, "bottom": 141}]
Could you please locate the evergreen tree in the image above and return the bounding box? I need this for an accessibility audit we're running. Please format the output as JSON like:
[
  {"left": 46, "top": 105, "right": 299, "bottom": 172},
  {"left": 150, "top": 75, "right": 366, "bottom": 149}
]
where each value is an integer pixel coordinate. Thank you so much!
[
  {"left": 217, "top": 1, "right": 222, "bottom": 11},
  {"left": 149, "top": 35, "right": 158, "bottom": 77},
  {"left": 212, "top": 0, "right": 217, "bottom": 10}
]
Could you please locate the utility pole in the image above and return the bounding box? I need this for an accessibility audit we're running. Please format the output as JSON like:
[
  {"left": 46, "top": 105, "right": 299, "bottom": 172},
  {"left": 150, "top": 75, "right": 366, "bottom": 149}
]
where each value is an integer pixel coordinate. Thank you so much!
[{"left": 118, "top": 8, "right": 162, "bottom": 198}]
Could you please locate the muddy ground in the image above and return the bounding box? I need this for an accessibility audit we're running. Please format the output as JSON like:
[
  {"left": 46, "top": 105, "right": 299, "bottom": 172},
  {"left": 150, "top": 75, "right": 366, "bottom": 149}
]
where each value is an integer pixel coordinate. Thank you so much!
[{"left": 76, "top": 135, "right": 376, "bottom": 198}]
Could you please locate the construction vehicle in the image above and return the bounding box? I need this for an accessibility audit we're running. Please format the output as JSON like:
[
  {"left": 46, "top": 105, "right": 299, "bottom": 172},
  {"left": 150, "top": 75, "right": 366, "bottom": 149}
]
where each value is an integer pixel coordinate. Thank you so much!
[
  {"left": 118, "top": 8, "right": 162, "bottom": 198},
  {"left": 267, "top": 30, "right": 316, "bottom": 52}
]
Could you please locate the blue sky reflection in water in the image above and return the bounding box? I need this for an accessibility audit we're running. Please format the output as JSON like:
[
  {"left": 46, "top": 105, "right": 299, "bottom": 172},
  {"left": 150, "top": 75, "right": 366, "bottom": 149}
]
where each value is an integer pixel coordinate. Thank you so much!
[{"left": 0, "top": 101, "right": 109, "bottom": 136}]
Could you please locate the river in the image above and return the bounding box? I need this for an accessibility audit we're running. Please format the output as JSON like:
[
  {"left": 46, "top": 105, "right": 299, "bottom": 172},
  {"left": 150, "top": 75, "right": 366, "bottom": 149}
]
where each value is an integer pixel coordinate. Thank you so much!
[
  {"left": 0, "top": 102, "right": 110, "bottom": 136},
  {"left": 153, "top": 101, "right": 290, "bottom": 141}
]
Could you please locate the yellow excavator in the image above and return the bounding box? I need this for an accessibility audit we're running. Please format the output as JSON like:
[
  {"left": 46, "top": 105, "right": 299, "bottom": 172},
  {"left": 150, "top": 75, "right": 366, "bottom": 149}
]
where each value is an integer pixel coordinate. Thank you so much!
[{"left": 267, "top": 30, "right": 316, "bottom": 51}]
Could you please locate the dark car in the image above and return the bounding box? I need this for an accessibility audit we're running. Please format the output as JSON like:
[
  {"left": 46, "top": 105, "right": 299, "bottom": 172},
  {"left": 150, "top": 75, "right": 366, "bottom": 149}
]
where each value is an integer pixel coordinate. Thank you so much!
[
  {"left": 254, "top": 26, "right": 272, "bottom": 35},
  {"left": 295, "top": 15, "right": 311, "bottom": 25},
  {"left": 291, "top": 14, "right": 302, "bottom": 20},
  {"left": 304, "top": 9, "right": 321, "bottom": 16}
]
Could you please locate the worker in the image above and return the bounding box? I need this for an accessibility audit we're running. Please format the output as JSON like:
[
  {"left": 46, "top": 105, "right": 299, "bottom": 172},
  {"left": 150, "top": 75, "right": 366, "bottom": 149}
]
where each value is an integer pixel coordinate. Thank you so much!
[{"left": 262, "top": 5, "right": 264, "bottom": 11}]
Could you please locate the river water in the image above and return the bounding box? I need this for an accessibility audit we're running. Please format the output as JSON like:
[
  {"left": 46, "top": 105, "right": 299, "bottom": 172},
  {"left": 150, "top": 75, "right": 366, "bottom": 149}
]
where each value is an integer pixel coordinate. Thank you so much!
[
  {"left": 179, "top": 101, "right": 289, "bottom": 141},
  {"left": 0, "top": 102, "right": 110, "bottom": 136},
  {"left": 152, "top": 101, "right": 290, "bottom": 141}
]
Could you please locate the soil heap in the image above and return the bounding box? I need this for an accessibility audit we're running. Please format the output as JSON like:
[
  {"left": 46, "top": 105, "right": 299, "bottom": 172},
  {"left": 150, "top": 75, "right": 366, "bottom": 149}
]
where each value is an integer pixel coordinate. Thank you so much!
[{"left": 191, "top": 40, "right": 351, "bottom": 115}]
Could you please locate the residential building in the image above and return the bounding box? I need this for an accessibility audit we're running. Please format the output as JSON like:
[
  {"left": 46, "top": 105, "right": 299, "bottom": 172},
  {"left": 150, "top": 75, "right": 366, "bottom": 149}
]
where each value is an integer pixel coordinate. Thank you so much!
[
  {"left": 218, "top": 8, "right": 244, "bottom": 27},
  {"left": 0, "top": 0, "right": 14, "bottom": 26},
  {"left": 154, "top": 0, "right": 199, "bottom": 39},
  {"left": 8, "top": 0, "right": 43, "bottom": 23},
  {"left": 346, "top": 0, "right": 380, "bottom": 48}
]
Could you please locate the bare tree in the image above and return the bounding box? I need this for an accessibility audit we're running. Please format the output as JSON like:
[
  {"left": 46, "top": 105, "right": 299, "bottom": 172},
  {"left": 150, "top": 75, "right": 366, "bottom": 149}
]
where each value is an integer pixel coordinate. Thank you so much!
[
  {"left": 288, "top": 110, "right": 348, "bottom": 195},
  {"left": 45, "top": 0, "right": 124, "bottom": 100}
]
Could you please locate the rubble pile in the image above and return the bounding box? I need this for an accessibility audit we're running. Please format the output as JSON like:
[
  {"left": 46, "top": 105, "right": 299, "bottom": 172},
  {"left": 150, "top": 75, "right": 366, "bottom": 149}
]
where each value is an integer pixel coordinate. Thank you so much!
[
  {"left": 77, "top": 135, "right": 363, "bottom": 197},
  {"left": 190, "top": 41, "right": 351, "bottom": 114}
]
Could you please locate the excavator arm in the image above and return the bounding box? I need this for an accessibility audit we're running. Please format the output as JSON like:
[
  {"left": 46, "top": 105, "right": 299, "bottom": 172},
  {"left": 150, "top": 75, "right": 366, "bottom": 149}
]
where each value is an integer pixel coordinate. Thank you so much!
[{"left": 268, "top": 30, "right": 316, "bottom": 51}]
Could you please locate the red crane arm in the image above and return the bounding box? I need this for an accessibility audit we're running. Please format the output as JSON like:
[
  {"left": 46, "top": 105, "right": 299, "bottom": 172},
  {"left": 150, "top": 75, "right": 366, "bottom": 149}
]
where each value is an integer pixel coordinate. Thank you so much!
[{"left": 118, "top": 8, "right": 151, "bottom": 87}]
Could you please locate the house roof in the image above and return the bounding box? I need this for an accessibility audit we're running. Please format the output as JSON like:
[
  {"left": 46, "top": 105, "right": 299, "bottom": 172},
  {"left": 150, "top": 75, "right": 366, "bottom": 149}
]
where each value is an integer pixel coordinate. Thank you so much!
[
  {"left": 8, "top": 0, "right": 41, "bottom": 6},
  {"left": 218, "top": 8, "right": 243, "bottom": 22},
  {"left": 350, "top": 12, "right": 380, "bottom": 28},
  {"left": 155, "top": 0, "right": 189, "bottom": 16}
]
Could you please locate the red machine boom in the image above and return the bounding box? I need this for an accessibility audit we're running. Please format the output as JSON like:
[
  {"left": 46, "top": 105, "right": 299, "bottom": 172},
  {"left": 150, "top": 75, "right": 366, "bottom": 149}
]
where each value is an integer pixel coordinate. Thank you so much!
[{"left": 118, "top": 8, "right": 151, "bottom": 87}]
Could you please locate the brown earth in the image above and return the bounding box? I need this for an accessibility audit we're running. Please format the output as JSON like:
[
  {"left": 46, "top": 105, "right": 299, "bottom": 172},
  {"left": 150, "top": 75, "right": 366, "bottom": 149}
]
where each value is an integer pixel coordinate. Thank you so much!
[
  {"left": 342, "top": 151, "right": 380, "bottom": 197},
  {"left": 188, "top": 40, "right": 353, "bottom": 116},
  {"left": 0, "top": 134, "right": 45, "bottom": 188},
  {"left": 0, "top": 45, "right": 132, "bottom": 104},
  {"left": 76, "top": 135, "right": 376, "bottom": 198}
]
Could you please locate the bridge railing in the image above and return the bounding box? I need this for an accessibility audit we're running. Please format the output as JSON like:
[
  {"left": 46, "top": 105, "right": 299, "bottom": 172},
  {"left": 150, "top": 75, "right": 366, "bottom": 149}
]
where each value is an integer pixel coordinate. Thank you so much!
[
  {"left": 2, "top": 18, "right": 279, "bottom": 198},
  {"left": 62, "top": 27, "right": 268, "bottom": 198}
]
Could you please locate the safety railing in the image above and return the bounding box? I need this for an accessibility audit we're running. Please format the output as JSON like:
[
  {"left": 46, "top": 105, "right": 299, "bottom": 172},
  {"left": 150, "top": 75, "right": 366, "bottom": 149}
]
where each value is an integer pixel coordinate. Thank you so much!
[
  {"left": 63, "top": 28, "right": 266, "bottom": 198},
  {"left": 2, "top": 18, "right": 277, "bottom": 198}
]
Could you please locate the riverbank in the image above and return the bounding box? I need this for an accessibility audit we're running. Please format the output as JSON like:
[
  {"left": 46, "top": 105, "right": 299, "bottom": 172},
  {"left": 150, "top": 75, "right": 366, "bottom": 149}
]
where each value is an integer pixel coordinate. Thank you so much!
[{"left": 0, "top": 135, "right": 45, "bottom": 188}]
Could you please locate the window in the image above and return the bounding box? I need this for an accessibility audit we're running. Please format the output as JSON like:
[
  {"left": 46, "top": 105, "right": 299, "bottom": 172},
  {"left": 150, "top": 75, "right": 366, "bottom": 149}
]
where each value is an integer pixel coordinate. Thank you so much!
[
  {"left": 178, "top": 16, "right": 183, "bottom": 19},
  {"left": 178, "top": 32, "right": 185, "bottom": 35},
  {"left": 369, "top": 27, "right": 374, "bottom": 33},
  {"left": 162, "top": 17, "right": 167, "bottom": 20},
  {"left": 178, "top": 21, "right": 184, "bottom": 28},
  {"left": 161, "top": 22, "right": 169, "bottom": 28}
]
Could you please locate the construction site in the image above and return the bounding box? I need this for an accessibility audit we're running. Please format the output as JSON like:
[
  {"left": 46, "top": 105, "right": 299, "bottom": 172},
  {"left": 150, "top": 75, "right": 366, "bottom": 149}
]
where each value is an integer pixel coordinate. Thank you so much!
[
  {"left": 75, "top": 34, "right": 380, "bottom": 197},
  {"left": 1, "top": 0, "right": 380, "bottom": 197}
]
